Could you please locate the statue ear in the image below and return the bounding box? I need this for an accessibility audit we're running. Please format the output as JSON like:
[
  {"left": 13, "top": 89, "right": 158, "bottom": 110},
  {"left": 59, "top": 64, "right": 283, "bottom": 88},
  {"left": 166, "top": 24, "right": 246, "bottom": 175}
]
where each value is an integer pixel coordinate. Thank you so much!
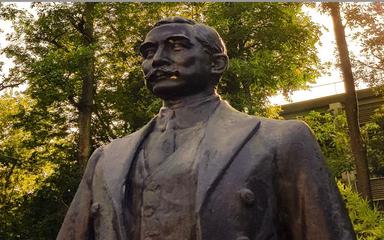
[{"left": 211, "top": 53, "right": 228, "bottom": 75}]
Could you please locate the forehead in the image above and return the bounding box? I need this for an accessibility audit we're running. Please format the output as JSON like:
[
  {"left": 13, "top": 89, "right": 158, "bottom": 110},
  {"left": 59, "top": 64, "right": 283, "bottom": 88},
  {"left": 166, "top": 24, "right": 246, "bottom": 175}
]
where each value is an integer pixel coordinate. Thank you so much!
[{"left": 144, "top": 23, "right": 196, "bottom": 43}]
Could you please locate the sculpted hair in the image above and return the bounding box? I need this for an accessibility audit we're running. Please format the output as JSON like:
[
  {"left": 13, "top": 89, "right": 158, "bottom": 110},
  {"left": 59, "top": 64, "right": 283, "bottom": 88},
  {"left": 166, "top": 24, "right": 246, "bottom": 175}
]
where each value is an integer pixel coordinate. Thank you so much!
[{"left": 153, "top": 17, "right": 227, "bottom": 56}]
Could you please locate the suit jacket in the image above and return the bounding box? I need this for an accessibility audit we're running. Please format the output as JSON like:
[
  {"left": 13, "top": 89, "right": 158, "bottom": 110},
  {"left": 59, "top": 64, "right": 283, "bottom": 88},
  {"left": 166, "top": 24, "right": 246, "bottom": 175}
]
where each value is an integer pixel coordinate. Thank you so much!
[{"left": 57, "top": 101, "right": 356, "bottom": 240}]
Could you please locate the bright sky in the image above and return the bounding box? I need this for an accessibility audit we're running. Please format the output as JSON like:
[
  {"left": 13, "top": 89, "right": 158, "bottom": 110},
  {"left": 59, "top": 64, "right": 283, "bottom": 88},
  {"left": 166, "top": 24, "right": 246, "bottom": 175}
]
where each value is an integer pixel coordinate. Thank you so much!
[
  {"left": 0, "top": 2, "right": 31, "bottom": 90},
  {"left": 269, "top": 5, "right": 368, "bottom": 105},
  {"left": 0, "top": 3, "right": 368, "bottom": 104},
  {"left": 0, "top": 15, "right": 14, "bottom": 77}
]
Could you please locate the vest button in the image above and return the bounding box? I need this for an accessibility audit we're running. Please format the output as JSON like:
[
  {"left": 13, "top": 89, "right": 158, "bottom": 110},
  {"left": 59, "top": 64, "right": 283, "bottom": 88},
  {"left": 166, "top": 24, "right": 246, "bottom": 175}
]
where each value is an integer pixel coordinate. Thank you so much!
[
  {"left": 147, "top": 182, "right": 159, "bottom": 191},
  {"left": 143, "top": 206, "right": 155, "bottom": 217},
  {"left": 91, "top": 202, "right": 101, "bottom": 215},
  {"left": 236, "top": 236, "right": 250, "bottom": 240},
  {"left": 238, "top": 188, "right": 255, "bottom": 206}
]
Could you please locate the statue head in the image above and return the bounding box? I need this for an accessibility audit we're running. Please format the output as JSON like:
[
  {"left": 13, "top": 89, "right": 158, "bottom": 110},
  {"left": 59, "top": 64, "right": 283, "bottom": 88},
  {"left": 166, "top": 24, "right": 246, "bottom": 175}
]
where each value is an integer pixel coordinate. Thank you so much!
[{"left": 140, "top": 17, "right": 228, "bottom": 100}]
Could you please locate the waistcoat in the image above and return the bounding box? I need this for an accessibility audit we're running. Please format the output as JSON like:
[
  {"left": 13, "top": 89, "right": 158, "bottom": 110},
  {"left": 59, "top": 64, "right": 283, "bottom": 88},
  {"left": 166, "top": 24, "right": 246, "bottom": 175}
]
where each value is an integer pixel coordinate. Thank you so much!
[{"left": 126, "top": 92, "right": 220, "bottom": 240}]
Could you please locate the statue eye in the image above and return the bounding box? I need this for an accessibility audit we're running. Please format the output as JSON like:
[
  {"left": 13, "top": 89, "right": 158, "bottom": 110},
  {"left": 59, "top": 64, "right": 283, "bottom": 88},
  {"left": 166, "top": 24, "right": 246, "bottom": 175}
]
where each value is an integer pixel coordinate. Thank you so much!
[
  {"left": 168, "top": 39, "right": 185, "bottom": 51},
  {"left": 143, "top": 47, "right": 156, "bottom": 59}
]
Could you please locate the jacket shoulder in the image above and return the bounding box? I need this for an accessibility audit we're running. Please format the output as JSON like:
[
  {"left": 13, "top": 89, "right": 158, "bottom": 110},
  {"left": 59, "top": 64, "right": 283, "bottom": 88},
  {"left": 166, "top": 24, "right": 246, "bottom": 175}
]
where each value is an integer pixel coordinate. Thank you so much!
[
  {"left": 101, "top": 118, "right": 156, "bottom": 153},
  {"left": 257, "top": 117, "right": 310, "bottom": 131},
  {"left": 218, "top": 101, "right": 313, "bottom": 142},
  {"left": 250, "top": 116, "right": 313, "bottom": 139}
]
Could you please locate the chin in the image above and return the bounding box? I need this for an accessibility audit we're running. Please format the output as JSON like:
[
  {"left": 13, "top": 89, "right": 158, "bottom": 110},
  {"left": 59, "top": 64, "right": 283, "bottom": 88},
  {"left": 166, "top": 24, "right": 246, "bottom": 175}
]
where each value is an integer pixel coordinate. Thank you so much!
[
  {"left": 152, "top": 88, "right": 183, "bottom": 100},
  {"left": 151, "top": 81, "right": 184, "bottom": 97},
  {"left": 149, "top": 79, "right": 210, "bottom": 100}
]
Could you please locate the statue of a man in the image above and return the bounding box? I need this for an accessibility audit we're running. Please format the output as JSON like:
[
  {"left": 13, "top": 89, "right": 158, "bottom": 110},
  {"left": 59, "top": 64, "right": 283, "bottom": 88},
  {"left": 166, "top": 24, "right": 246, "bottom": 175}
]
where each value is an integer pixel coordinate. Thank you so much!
[{"left": 58, "top": 17, "right": 356, "bottom": 240}]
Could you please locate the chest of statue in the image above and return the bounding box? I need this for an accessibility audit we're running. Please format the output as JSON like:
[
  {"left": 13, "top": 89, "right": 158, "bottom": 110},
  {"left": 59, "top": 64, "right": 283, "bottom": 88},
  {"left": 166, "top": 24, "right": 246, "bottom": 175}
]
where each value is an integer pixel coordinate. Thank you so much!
[{"left": 127, "top": 124, "right": 205, "bottom": 240}]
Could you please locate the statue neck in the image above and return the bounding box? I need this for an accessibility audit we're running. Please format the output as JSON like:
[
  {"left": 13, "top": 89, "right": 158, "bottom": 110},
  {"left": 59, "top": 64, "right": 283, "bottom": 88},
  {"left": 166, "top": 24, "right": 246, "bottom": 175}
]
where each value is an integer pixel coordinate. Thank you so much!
[{"left": 163, "top": 88, "right": 217, "bottom": 109}]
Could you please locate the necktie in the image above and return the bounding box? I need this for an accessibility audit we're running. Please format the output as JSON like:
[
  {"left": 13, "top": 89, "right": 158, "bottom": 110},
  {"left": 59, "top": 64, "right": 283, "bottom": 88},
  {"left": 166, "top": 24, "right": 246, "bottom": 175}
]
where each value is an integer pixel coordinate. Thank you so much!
[{"left": 145, "top": 109, "right": 176, "bottom": 173}]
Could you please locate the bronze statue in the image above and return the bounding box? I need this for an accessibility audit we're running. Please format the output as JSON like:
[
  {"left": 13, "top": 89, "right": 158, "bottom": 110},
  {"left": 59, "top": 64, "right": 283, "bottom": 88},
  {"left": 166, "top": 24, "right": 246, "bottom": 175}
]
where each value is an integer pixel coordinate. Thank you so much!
[{"left": 57, "top": 17, "right": 356, "bottom": 240}]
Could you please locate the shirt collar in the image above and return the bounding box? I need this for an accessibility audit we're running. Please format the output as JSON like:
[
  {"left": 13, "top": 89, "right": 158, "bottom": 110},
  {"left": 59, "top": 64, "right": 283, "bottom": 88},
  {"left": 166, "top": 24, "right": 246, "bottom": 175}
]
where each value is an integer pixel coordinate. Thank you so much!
[{"left": 156, "top": 90, "right": 220, "bottom": 131}]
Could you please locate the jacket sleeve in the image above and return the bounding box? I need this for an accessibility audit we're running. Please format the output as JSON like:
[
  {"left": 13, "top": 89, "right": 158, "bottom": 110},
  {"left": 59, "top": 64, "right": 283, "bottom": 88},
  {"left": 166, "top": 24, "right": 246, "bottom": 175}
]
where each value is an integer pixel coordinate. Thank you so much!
[
  {"left": 57, "top": 147, "right": 103, "bottom": 240},
  {"left": 276, "top": 121, "right": 356, "bottom": 240}
]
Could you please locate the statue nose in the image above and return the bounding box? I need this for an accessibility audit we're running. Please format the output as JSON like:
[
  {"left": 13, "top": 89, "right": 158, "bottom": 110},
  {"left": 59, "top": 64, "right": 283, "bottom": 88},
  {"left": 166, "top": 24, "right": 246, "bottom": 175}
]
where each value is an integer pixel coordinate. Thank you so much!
[{"left": 152, "top": 48, "right": 171, "bottom": 68}]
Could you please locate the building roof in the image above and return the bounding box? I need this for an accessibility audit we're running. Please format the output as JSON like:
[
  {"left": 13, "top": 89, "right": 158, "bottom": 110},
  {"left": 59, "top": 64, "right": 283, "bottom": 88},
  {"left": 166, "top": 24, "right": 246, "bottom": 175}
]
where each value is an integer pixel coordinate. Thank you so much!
[{"left": 280, "top": 88, "right": 384, "bottom": 123}]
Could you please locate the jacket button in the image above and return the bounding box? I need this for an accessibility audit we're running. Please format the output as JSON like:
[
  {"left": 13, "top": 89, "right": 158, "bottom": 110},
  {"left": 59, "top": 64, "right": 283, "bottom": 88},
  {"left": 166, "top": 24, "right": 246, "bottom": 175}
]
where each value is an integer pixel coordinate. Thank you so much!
[
  {"left": 238, "top": 188, "right": 255, "bottom": 206},
  {"left": 91, "top": 202, "right": 101, "bottom": 214},
  {"left": 236, "top": 237, "right": 250, "bottom": 240}
]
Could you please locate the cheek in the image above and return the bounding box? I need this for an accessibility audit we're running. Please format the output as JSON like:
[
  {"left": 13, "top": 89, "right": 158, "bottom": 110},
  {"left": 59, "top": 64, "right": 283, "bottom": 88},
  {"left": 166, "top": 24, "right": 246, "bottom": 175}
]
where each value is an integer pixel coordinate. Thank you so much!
[
  {"left": 176, "top": 58, "right": 211, "bottom": 77},
  {"left": 185, "top": 56, "right": 197, "bottom": 67},
  {"left": 173, "top": 53, "right": 197, "bottom": 67}
]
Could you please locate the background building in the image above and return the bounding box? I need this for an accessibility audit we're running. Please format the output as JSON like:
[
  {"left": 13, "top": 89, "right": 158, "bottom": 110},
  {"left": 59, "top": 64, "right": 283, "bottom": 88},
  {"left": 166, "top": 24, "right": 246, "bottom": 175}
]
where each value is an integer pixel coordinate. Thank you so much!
[{"left": 281, "top": 88, "right": 384, "bottom": 207}]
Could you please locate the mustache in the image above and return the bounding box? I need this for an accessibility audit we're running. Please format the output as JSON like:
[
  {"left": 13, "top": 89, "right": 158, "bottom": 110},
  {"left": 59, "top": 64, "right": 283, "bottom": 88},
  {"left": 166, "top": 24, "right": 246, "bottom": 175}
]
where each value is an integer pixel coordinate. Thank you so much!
[{"left": 144, "top": 67, "right": 179, "bottom": 80}]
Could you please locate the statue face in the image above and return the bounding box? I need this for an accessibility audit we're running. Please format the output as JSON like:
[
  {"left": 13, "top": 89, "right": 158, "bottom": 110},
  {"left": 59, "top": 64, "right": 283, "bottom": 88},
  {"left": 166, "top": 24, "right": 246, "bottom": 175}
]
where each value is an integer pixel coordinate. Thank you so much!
[{"left": 140, "top": 23, "right": 213, "bottom": 100}]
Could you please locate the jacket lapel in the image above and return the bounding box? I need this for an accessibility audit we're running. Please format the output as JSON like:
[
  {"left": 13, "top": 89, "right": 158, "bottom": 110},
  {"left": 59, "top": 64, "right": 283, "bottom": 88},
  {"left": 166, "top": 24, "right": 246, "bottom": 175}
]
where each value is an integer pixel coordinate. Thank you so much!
[
  {"left": 100, "top": 118, "right": 155, "bottom": 225},
  {"left": 196, "top": 101, "right": 261, "bottom": 212}
]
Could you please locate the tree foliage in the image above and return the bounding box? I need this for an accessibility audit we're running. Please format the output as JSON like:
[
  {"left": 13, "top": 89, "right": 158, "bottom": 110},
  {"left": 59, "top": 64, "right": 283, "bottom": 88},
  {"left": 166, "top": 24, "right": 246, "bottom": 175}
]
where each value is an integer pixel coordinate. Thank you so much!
[
  {"left": 205, "top": 3, "right": 320, "bottom": 114},
  {"left": 343, "top": 2, "right": 384, "bottom": 92},
  {"left": 1, "top": 3, "right": 321, "bottom": 134},
  {"left": 338, "top": 181, "right": 384, "bottom": 240},
  {"left": 0, "top": 93, "right": 80, "bottom": 239},
  {"left": 0, "top": 3, "right": 321, "bottom": 239},
  {"left": 362, "top": 107, "right": 384, "bottom": 177},
  {"left": 301, "top": 109, "right": 384, "bottom": 178},
  {"left": 299, "top": 111, "right": 354, "bottom": 177}
]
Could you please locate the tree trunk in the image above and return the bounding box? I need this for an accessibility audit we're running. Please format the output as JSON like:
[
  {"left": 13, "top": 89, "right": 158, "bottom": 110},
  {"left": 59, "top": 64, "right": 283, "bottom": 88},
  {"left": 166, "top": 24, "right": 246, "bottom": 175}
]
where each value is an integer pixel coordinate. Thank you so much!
[
  {"left": 327, "top": 2, "right": 372, "bottom": 201},
  {"left": 78, "top": 2, "right": 96, "bottom": 170}
]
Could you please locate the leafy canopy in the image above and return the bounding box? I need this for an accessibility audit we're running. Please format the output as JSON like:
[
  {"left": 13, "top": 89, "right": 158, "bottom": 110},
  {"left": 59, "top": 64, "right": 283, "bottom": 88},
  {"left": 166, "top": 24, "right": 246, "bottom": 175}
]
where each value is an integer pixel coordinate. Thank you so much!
[{"left": 0, "top": 3, "right": 321, "bottom": 239}]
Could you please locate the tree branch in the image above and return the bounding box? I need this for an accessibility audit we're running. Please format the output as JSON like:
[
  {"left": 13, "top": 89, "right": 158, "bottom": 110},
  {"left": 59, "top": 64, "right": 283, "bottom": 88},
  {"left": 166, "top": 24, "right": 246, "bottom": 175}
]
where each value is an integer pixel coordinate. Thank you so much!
[
  {"left": 0, "top": 82, "right": 24, "bottom": 91},
  {"left": 0, "top": 154, "right": 20, "bottom": 190},
  {"left": 93, "top": 106, "right": 117, "bottom": 140},
  {"left": 46, "top": 37, "right": 69, "bottom": 52},
  {"left": 355, "top": 59, "right": 384, "bottom": 71},
  {"left": 67, "top": 94, "right": 79, "bottom": 109},
  {"left": 67, "top": 14, "right": 92, "bottom": 43}
]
